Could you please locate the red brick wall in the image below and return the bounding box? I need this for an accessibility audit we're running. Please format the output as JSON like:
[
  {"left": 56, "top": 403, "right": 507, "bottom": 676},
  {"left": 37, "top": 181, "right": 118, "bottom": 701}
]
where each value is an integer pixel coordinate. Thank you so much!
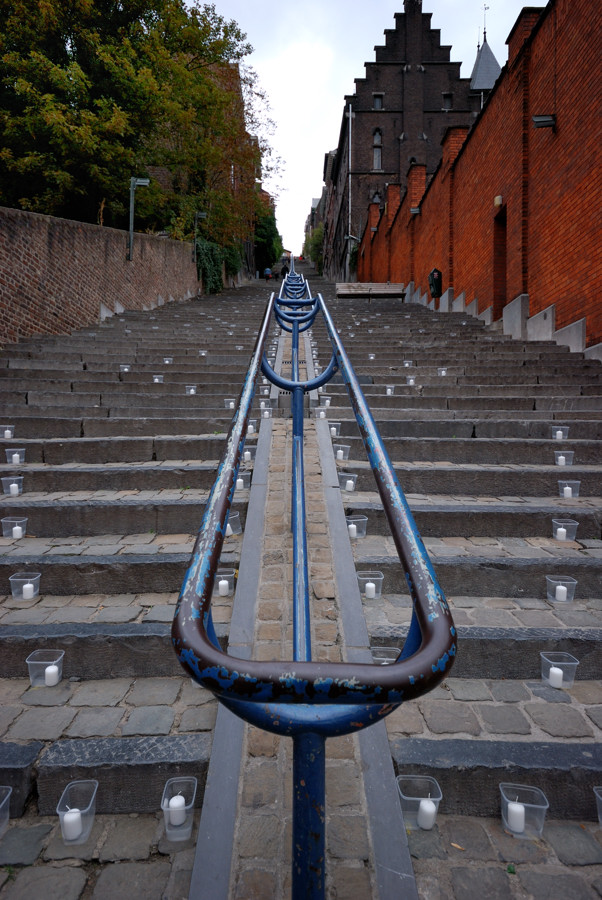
[
  {"left": 0, "top": 207, "right": 199, "bottom": 345},
  {"left": 358, "top": 0, "right": 602, "bottom": 347}
]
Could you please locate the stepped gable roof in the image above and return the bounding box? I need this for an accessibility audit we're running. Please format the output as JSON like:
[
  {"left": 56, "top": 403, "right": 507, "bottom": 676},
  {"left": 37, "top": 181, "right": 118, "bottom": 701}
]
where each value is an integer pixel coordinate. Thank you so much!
[{"left": 470, "top": 36, "right": 501, "bottom": 91}]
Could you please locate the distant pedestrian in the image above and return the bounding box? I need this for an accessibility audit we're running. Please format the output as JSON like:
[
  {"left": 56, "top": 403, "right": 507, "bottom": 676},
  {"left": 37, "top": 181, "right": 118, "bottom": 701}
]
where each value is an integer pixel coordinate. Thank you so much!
[
  {"left": 281, "top": 264, "right": 289, "bottom": 280},
  {"left": 264, "top": 267, "right": 272, "bottom": 281}
]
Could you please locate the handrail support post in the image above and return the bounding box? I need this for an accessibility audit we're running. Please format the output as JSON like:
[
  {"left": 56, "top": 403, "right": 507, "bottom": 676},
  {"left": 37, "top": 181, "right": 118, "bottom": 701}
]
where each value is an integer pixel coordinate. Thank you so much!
[{"left": 292, "top": 731, "right": 326, "bottom": 899}]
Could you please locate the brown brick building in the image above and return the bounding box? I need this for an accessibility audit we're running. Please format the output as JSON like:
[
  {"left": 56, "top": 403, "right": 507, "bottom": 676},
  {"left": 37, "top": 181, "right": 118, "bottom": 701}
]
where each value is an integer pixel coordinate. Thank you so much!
[
  {"left": 320, "top": 0, "right": 498, "bottom": 281},
  {"left": 357, "top": 0, "right": 602, "bottom": 355}
]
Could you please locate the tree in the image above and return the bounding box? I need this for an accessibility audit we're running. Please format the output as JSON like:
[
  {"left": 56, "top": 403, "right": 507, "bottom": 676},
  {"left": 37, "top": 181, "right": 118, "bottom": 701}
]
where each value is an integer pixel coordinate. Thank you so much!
[
  {"left": 0, "top": 0, "right": 263, "bottom": 247},
  {"left": 304, "top": 223, "right": 324, "bottom": 274},
  {"left": 254, "top": 196, "right": 283, "bottom": 273}
]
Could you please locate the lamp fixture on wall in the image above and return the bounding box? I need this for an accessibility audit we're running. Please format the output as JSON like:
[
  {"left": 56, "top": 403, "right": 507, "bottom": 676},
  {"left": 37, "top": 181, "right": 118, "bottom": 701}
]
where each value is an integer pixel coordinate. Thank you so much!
[{"left": 532, "top": 114, "right": 556, "bottom": 129}]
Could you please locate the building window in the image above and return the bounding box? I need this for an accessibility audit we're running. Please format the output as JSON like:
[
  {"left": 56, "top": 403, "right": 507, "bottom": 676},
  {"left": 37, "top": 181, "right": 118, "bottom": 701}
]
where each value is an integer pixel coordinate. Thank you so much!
[
  {"left": 372, "top": 129, "right": 382, "bottom": 170},
  {"left": 373, "top": 94, "right": 384, "bottom": 110},
  {"left": 442, "top": 92, "right": 453, "bottom": 111}
]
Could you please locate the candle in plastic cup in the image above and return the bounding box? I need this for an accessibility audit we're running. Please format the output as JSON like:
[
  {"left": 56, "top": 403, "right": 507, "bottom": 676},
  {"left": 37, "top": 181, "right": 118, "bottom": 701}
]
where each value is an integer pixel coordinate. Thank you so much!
[
  {"left": 22, "top": 582, "right": 34, "bottom": 600},
  {"left": 12, "top": 525, "right": 23, "bottom": 539},
  {"left": 4, "top": 429, "right": 11, "bottom": 439},
  {"left": 345, "top": 479, "right": 354, "bottom": 492},
  {"left": 507, "top": 801, "right": 525, "bottom": 833},
  {"left": 417, "top": 798, "right": 437, "bottom": 830},
  {"left": 348, "top": 523, "right": 357, "bottom": 539},
  {"left": 168, "top": 794, "right": 186, "bottom": 826},
  {"left": 330, "top": 427, "right": 337, "bottom": 437},
  {"left": 244, "top": 451, "right": 251, "bottom": 462},
  {"left": 63, "top": 808, "right": 83, "bottom": 841},
  {"left": 45, "top": 664, "right": 60, "bottom": 686},
  {"left": 11, "top": 453, "right": 19, "bottom": 464},
  {"left": 260, "top": 401, "right": 265, "bottom": 409},
  {"left": 556, "top": 527, "right": 567, "bottom": 541},
  {"left": 236, "top": 478, "right": 244, "bottom": 490},
  {"left": 548, "top": 666, "right": 563, "bottom": 688},
  {"left": 10, "top": 483, "right": 19, "bottom": 496},
  {"left": 563, "top": 486, "right": 572, "bottom": 498},
  {"left": 386, "top": 388, "right": 392, "bottom": 395},
  {"left": 324, "top": 399, "right": 330, "bottom": 407},
  {"left": 557, "top": 455, "right": 566, "bottom": 466},
  {"left": 365, "top": 581, "right": 376, "bottom": 598},
  {"left": 555, "top": 430, "right": 563, "bottom": 440},
  {"left": 225, "top": 524, "right": 233, "bottom": 537},
  {"left": 248, "top": 424, "right": 254, "bottom": 434},
  {"left": 319, "top": 411, "right": 325, "bottom": 418},
  {"left": 218, "top": 579, "right": 229, "bottom": 596},
  {"left": 555, "top": 584, "right": 568, "bottom": 602},
  {"left": 336, "top": 449, "right": 344, "bottom": 460},
  {"left": 263, "top": 410, "right": 269, "bottom": 418},
  {"left": 229, "top": 401, "right": 234, "bottom": 409}
]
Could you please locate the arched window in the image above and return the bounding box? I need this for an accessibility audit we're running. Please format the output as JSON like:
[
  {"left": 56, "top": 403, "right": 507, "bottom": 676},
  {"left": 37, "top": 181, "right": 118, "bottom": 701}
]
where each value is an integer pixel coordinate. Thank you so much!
[{"left": 372, "top": 130, "right": 382, "bottom": 170}]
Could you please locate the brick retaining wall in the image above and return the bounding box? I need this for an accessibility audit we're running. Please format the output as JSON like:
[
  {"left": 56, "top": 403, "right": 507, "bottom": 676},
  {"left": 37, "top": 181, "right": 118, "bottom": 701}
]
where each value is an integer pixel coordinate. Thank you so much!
[{"left": 0, "top": 207, "right": 199, "bottom": 345}]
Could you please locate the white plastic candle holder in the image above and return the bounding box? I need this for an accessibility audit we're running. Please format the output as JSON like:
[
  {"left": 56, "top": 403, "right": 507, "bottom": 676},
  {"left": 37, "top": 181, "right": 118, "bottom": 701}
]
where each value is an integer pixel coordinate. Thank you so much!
[
  {"left": 500, "top": 783, "right": 548, "bottom": 839},
  {"left": 262, "top": 387, "right": 270, "bottom": 396},
  {"left": 185, "top": 385, "right": 197, "bottom": 395},
  {"left": 5, "top": 448, "right": 25, "bottom": 464},
  {"left": 554, "top": 451, "right": 574, "bottom": 467},
  {"left": 385, "top": 385, "right": 395, "bottom": 396},
  {"left": 2, "top": 476, "right": 23, "bottom": 496},
  {"left": 119, "top": 364, "right": 131, "bottom": 373},
  {"left": 235, "top": 470, "right": 251, "bottom": 490},
  {"left": 235, "top": 345, "right": 244, "bottom": 351},
  {"left": 345, "top": 515, "right": 368, "bottom": 539},
  {"left": 396, "top": 775, "right": 442, "bottom": 831},
  {"left": 339, "top": 472, "right": 357, "bottom": 493},
  {"left": 199, "top": 350, "right": 207, "bottom": 358},
  {"left": 9, "top": 572, "right": 41, "bottom": 600},
  {"left": 224, "top": 511, "right": 242, "bottom": 537},
  {"left": 551, "top": 426, "right": 569, "bottom": 440},
  {"left": 437, "top": 367, "right": 448, "bottom": 376},
  {"left": 57, "top": 779, "right": 98, "bottom": 845},
  {"left": 224, "top": 398, "right": 236, "bottom": 409},
  {"left": 540, "top": 651, "right": 578, "bottom": 689},
  {"left": 594, "top": 787, "right": 602, "bottom": 825},
  {"left": 1, "top": 425, "right": 15, "bottom": 440},
  {"left": 163, "top": 357, "right": 173, "bottom": 364},
  {"left": 558, "top": 480, "right": 580, "bottom": 499},
  {"left": 215, "top": 569, "right": 235, "bottom": 597},
  {"left": 403, "top": 360, "right": 413, "bottom": 368},
  {"left": 370, "top": 646, "right": 400, "bottom": 665},
  {"left": 0, "top": 785, "right": 11, "bottom": 840},
  {"left": 545, "top": 576, "right": 577, "bottom": 604},
  {"left": 242, "top": 445, "right": 256, "bottom": 463},
  {"left": 406, "top": 376, "right": 416, "bottom": 386},
  {"left": 357, "top": 571, "right": 384, "bottom": 599},
  {"left": 333, "top": 444, "right": 350, "bottom": 461},
  {"left": 162, "top": 776, "right": 197, "bottom": 842},
  {"left": 261, "top": 407, "right": 272, "bottom": 420},
  {"left": 319, "top": 395, "right": 331, "bottom": 408},
  {"left": 247, "top": 419, "right": 257, "bottom": 435},
  {"left": 552, "top": 518, "right": 578, "bottom": 541},
  {"left": 152, "top": 375, "right": 164, "bottom": 384},
  {"left": 26, "top": 649, "right": 64, "bottom": 687},
  {"left": 1, "top": 517, "right": 27, "bottom": 539},
  {"left": 329, "top": 422, "right": 341, "bottom": 438}
]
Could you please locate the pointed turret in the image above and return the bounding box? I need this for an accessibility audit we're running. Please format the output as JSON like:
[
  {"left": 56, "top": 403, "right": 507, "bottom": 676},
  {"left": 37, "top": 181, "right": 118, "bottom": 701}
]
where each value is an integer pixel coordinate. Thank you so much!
[{"left": 470, "top": 34, "right": 501, "bottom": 92}]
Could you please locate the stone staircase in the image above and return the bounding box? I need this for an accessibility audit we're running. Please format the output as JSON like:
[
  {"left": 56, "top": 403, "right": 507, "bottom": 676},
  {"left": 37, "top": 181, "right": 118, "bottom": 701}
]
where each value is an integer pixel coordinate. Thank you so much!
[{"left": 1, "top": 268, "right": 601, "bottom": 897}]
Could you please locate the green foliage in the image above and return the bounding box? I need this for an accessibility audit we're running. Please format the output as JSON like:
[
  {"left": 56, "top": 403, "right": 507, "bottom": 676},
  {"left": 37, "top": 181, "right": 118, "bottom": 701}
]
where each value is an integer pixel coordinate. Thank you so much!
[
  {"left": 223, "top": 244, "right": 242, "bottom": 278},
  {"left": 304, "top": 223, "right": 324, "bottom": 274},
  {"left": 254, "top": 201, "right": 283, "bottom": 273},
  {"left": 195, "top": 237, "right": 224, "bottom": 293},
  {"left": 0, "top": 0, "right": 263, "bottom": 241}
]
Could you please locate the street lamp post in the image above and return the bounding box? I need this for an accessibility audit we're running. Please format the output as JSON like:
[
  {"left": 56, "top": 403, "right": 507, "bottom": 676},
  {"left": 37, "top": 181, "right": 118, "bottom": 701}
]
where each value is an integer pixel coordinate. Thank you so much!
[
  {"left": 192, "top": 211, "right": 207, "bottom": 263},
  {"left": 127, "top": 177, "right": 150, "bottom": 261}
]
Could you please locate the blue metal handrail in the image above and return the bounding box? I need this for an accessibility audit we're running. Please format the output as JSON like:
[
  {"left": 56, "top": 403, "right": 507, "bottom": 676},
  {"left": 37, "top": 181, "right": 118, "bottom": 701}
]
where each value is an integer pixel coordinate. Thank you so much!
[{"left": 172, "top": 262, "right": 456, "bottom": 897}]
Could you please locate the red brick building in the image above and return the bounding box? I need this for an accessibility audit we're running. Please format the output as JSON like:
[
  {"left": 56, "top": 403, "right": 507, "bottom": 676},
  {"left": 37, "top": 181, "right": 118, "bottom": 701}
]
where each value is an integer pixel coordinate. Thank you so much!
[
  {"left": 357, "top": 0, "right": 602, "bottom": 356},
  {"left": 321, "top": 0, "right": 498, "bottom": 281}
]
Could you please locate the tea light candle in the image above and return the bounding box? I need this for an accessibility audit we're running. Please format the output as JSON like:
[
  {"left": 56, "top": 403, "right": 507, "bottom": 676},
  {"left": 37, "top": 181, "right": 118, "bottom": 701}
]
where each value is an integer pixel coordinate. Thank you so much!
[
  {"left": 507, "top": 801, "right": 525, "bottom": 833},
  {"left": 417, "top": 798, "right": 437, "bottom": 830},
  {"left": 225, "top": 524, "right": 233, "bottom": 537},
  {"left": 555, "top": 584, "right": 568, "bottom": 602},
  {"left": 45, "top": 664, "right": 60, "bottom": 686},
  {"left": 9, "top": 482, "right": 19, "bottom": 496},
  {"left": 236, "top": 478, "right": 244, "bottom": 490},
  {"left": 548, "top": 666, "right": 563, "bottom": 688},
  {"left": 555, "top": 430, "right": 563, "bottom": 440},
  {"left": 11, "top": 453, "right": 19, "bottom": 464},
  {"left": 563, "top": 486, "right": 572, "bottom": 498},
  {"left": 4, "top": 429, "right": 11, "bottom": 439},
  {"left": 336, "top": 449, "right": 344, "bottom": 460},
  {"left": 12, "top": 525, "right": 23, "bottom": 539},
  {"left": 348, "top": 523, "right": 357, "bottom": 539},
  {"left": 345, "top": 479, "right": 354, "bottom": 492},
  {"left": 168, "top": 794, "right": 186, "bottom": 826},
  {"left": 556, "top": 526, "right": 567, "bottom": 541},
  {"left": 557, "top": 455, "right": 566, "bottom": 466},
  {"left": 218, "top": 578, "right": 229, "bottom": 596},
  {"left": 365, "top": 581, "right": 376, "bottom": 598},
  {"left": 63, "top": 808, "right": 83, "bottom": 840},
  {"left": 330, "top": 427, "right": 337, "bottom": 437},
  {"left": 22, "top": 582, "right": 34, "bottom": 600},
  {"left": 244, "top": 450, "right": 251, "bottom": 462}
]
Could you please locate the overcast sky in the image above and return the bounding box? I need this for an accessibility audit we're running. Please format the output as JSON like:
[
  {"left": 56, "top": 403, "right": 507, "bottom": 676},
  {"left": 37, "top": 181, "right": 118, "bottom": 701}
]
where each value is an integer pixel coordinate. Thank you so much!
[{"left": 214, "top": 0, "right": 530, "bottom": 253}]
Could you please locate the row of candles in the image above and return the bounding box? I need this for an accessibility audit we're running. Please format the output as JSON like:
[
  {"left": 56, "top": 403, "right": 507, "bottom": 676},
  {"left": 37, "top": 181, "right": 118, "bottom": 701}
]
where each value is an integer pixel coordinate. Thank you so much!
[{"left": 0, "top": 425, "right": 39, "bottom": 600}]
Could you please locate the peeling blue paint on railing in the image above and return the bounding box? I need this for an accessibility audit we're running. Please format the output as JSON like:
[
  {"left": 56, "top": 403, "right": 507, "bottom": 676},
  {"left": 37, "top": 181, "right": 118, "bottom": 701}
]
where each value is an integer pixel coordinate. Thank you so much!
[{"left": 172, "top": 259, "right": 456, "bottom": 898}]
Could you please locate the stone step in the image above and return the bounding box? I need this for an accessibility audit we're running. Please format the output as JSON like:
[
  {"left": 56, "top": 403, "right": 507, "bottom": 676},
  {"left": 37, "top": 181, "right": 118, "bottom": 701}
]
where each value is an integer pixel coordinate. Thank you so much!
[
  {"left": 0, "top": 463, "right": 220, "bottom": 492},
  {"left": 0, "top": 435, "right": 230, "bottom": 463}
]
